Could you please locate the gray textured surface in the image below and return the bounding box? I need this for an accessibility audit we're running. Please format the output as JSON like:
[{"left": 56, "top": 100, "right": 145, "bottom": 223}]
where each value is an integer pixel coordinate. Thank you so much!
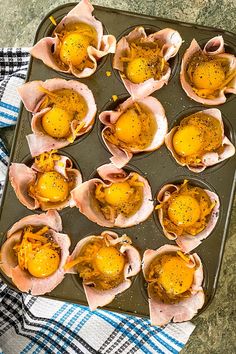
[{"left": 0, "top": 0, "right": 235, "bottom": 353}]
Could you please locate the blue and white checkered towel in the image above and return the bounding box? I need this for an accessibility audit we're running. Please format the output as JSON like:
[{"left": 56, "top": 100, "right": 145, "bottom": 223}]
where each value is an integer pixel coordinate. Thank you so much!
[{"left": 0, "top": 48, "right": 196, "bottom": 354}]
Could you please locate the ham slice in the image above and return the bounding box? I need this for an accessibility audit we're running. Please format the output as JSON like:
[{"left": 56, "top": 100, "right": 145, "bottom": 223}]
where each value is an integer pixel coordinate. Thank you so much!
[
  {"left": 113, "top": 27, "right": 182, "bottom": 99},
  {"left": 142, "top": 245, "right": 205, "bottom": 326},
  {"left": 0, "top": 211, "right": 71, "bottom": 296},
  {"left": 7, "top": 209, "right": 62, "bottom": 236},
  {"left": 9, "top": 163, "right": 38, "bottom": 209},
  {"left": 66, "top": 231, "right": 141, "bottom": 310},
  {"left": 165, "top": 108, "right": 235, "bottom": 172},
  {"left": 70, "top": 163, "right": 154, "bottom": 227},
  {"left": 30, "top": 0, "right": 116, "bottom": 78},
  {"left": 9, "top": 154, "right": 82, "bottom": 211},
  {"left": 99, "top": 96, "right": 168, "bottom": 168},
  {"left": 156, "top": 184, "right": 220, "bottom": 252},
  {"left": 180, "top": 36, "right": 236, "bottom": 105},
  {"left": 18, "top": 78, "right": 97, "bottom": 157}
]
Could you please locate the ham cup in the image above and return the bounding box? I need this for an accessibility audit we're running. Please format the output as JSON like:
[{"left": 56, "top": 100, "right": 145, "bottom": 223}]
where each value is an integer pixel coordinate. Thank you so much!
[
  {"left": 9, "top": 150, "right": 82, "bottom": 211},
  {"left": 70, "top": 163, "right": 154, "bottom": 227},
  {"left": 113, "top": 26, "right": 182, "bottom": 99},
  {"left": 180, "top": 36, "right": 236, "bottom": 105},
  {"left": 0, "top": 210, "right": 70, "bottom": 295},
  {"left": 142, "top": 245, "right": 205, "bottom": 326},
  {"left": 30, "top": 0, "right": 116, "bottom": 78},
  {"left": 64, "top": 231, "right": 141, "bottom": 310},
  {"left": 18, "top": 78, "right": 97, "bottom": 157},
  {"left": 165, "top": 108, "right": 235, "bottom": 173},
  {"left": 156, "top": 180, "right": 220, "bottom": 253},
  {"left": 99, "top": 96, "right": 168, "bottom": 168}
]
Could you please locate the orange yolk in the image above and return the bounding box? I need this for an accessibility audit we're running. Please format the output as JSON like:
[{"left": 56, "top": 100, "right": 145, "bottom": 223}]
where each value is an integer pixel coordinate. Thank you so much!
[
  {"left": 42, "top": 107, "right": 73, "bottom": 138},
  {"left": 104, "top": 182, "right": 132, "bottom": 206},
  {"left": 27, "top": 247, "right": 60, "bottom": 278},
  {"left": 95, "top": 246, "right": 125, "bottom": 277},
  {"left": 192, "top": 61, "right": 225, "bottom": 90},
  {"left": 59, "top": 32, "right": 91, "bottom": 67},
  {"left": 36, "top": 171, "right": 69, "bottom": 203},
  {"left": 168, "top": 195, "right": 201, "bottom": 227},
  {"left": 158, "top": 255, "right": 194, "bottom": 295},
  {"left": 172, "top": 125, "right": 203, "bottom": 156},
  {"left": 115, "top": 109, "right": 142, "bottom": 143},
  {"left": 126, "top": 57, "right": 154, "bottom": 83}
]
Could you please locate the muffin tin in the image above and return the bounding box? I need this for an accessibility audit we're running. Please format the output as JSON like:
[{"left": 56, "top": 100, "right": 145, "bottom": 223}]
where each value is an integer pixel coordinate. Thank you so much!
[{"left": 0, "top": 4, "right": 235, "bottom": 319}]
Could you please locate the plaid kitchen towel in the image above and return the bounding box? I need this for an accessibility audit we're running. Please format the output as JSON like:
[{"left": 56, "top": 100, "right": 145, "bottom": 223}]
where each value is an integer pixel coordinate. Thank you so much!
[{"left": 0, "top": 48, "right": 196, "bottom": 354}]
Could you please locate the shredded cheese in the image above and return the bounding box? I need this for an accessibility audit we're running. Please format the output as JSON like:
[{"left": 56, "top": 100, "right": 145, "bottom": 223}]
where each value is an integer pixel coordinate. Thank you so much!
[
  {"left": 49, "top": 16, "right": 57, "bottom": 26},
  {"left": 112, "top": 95, "right": 118, "bottom": 102},
  {"left": 34, "top": 150, "right": 60, "bottom": 172},
  {"left": 67, "top": 121, "right": 86, "bottom": 143},
  {"left": 13, "top": 226, "right": 59, "bottom": 271}
]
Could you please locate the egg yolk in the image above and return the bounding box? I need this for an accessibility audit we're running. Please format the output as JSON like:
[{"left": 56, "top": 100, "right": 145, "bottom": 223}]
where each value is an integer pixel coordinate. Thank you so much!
[
  {"left": 27, "top": 247, "right": 60, "bottom": 278},
  {"left": 42, "top": 107, "right": 73, "bottom": 138},
  {"left": 95, "top": 246, "right": 125, "bottom": 277},
  {"left": 126, "top": 57, "right": 154, "bottom": 84},
  {"left": 172, "top": 125, "right": 203, "bottom": 156},
  {"left": 104, "top": 182, "right": 132, "bottom": 206},
  {"left": 168, "top": 195, "right": 201, "bottom": 227},
  {"left": 115, "top": 109, "right": 142, "bottom": 143},
  {"left": 36, "top": 171, "right": 69, "bottom": 203},
  {"left": 158, "top": 255, "right": 194, "bottom": 295},
  {"left": 192, "top": 61, "right": 225, "bottom": 90},
  {"left": 59, "top": 32, "right": 91, "bottom": 67}
]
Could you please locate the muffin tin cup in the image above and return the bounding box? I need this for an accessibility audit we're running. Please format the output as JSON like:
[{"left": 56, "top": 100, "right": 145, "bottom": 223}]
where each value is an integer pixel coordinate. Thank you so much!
[{"left": 0, "top": 4, "right": 235, "bottom": 320}]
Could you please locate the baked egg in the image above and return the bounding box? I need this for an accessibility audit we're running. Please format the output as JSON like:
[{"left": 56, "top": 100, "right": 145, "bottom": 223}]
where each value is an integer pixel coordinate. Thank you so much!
[
  {"left": 29, "top": 150, "right": 75, "bottom": 206},
  {"left": 56, "top": 22, "right": 97, "bottom": 71},
  {"left": 171, "top": 112, "right": 223, "bottom": 166},
  {"left": 187, "top": 52, "right": 236, "bottom": 99},
  {"left": 121, "top": 41, "right": 169, "bottom": 84},
  {"left": 156, "top": 180, "right": 215, "bottom": 237},
  {"left": 104, "top": 102, "right": 157, "bottom": 150},
  {"left": 64, "top": 236, "right": 127, "bottom": 290},
  {"left": 39, "top": 88, "right": 88, "bottom": 142},
  {"left": 95, "top": 173, "right": 144, "bottom": 221},
  {"left": 146, "top": 251, "right": 195, "bottom": 303},
  {"left": 13, "top": 226, "right": 60, "bottom": 278}
]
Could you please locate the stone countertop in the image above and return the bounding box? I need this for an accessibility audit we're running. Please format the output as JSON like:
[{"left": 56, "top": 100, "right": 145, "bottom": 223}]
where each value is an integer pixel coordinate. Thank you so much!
[{"left": 0, "top": 1, "right": 235, "bottom": 353}]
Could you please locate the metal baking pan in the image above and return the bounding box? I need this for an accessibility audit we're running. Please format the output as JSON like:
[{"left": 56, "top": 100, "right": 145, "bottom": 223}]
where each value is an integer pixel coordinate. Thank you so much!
[{"left": 0, "top": 3, "right": 235, "bottom": 319}]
